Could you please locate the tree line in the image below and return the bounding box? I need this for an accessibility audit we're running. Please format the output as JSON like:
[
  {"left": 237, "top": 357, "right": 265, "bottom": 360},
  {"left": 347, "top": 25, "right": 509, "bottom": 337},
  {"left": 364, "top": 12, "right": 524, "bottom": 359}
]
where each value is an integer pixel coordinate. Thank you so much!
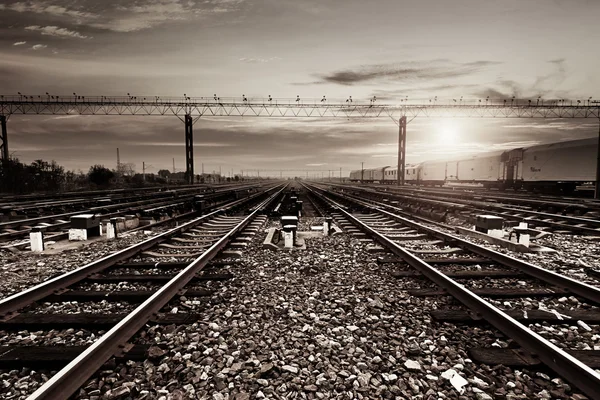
[
  {"left": 0, "top": 159, "right": 241, "bottom": 193},
  {"left": 0, "top": 159, "right": 168, "bottom": 194}
]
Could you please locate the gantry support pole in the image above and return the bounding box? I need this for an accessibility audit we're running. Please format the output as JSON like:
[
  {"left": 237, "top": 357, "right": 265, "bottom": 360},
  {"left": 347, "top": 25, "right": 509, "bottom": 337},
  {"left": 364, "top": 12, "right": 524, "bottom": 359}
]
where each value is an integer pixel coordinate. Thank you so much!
[
  {"left": 397, "top": 116, "right": 407, "bottom": 186},
  {"left": 0, "top": 115, "right": 8, "bottom": 166},
  {"left": 184, "top": 114, "right": 194, "bottom": 185},
  {"left": 595, "top": 118, "right": 600, "bottom": 199}
]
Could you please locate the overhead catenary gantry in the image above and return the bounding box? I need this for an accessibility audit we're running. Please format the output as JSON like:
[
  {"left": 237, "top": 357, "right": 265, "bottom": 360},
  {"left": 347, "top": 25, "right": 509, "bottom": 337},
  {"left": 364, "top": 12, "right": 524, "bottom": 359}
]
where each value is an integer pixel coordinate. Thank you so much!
[{"left": 1, "top": 94, "right": 599, "bottom": 196}]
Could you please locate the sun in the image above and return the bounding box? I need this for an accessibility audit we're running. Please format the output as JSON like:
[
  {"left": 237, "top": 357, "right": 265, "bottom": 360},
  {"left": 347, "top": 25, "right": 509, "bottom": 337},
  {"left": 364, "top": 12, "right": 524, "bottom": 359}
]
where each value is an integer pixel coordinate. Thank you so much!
[{"left": 437, "top": 120, "right": 460, "bottom": 146}]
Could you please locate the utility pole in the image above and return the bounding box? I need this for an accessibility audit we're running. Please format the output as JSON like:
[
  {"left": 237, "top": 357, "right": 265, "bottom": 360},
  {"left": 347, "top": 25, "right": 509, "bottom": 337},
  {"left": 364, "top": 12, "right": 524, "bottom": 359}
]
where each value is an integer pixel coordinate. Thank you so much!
[
  {"left": 596, "top": 117, "right": 600, "bottom": 199},
  {"left": 361, "top": 162, "right": 364, "bottom": 182},
  {"left": 116, "top": 148, "right": 121, "bottom": 173},
  {"left": 143, "top": 161, "right": 146, "bottom": 182},
  {"left": 1, "top": 116, "right": 8, "bottom": 167},
  {"left": 340, "top": 167, "right": 342, "bottom": 182},
  {"left": 172, "top": 158, "right": 175, "bottom": 174}
]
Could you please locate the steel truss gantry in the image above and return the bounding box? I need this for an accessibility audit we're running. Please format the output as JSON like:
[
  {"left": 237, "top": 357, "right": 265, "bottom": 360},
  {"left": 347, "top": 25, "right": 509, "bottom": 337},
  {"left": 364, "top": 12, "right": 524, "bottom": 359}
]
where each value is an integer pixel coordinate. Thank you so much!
[{"left": 1, "top": 95, "right": 599, "bottom": 193}]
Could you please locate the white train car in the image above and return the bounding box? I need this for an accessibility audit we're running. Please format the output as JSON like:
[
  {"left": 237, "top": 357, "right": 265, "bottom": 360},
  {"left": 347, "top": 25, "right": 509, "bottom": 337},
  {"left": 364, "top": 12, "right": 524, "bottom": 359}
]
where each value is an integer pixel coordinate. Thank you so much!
[
  {"left": 349, "top": 170, "right": 361, "bottom": 181},
  {"left": 371, "top": 166, "right": 389, "bottom": 182},
  {"left": 456, "top": 151, "right": 504, "bottom": 184},
  {"left": 517, "top": 137, "right": 598, "bottom": 191},
  {"left": 405, "top": 164, "right": 419, "bottom": 183},
  {"left": 418, "top": 160, "right": 447, "bottom": 185},
  {"left": 380, "top": 165, "right": 419, "bottom": 184},
  {"left": 382, "top": 166, "right": 397, "bottom": 183}
]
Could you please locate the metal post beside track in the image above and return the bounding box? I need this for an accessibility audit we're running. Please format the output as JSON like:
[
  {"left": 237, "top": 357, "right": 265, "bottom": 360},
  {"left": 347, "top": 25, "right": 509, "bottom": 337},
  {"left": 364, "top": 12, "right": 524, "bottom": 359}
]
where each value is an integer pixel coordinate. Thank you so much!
[
  {"left": 397, "top": 116, "right": 406, "bottom": 186},
  {"left": 0, "top": 115, "right": 8, "bottom": 166},
  {"left": 185, "top": 114, "right": 194, "bottom": 185},
  {"left": 595, "top": 117, "right": 600, "bottom": 199}
]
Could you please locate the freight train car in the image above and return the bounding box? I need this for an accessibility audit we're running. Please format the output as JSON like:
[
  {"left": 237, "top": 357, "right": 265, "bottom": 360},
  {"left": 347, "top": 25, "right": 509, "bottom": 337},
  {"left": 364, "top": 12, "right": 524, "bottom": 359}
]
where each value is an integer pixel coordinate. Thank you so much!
[
  {"left": 514, "top": 137, "right": 597, "bottom": 192},
  {"left": 457, "top": 151, "right": 504, "bottom": 185},
  {"left": 418, "top": 160, "right": 447, "bottom": 186},
  {"left": 350, "top": 136, "right": 597, "bottom": 191},
  {"left": 380, "top": 165, "right": 419, "bottom": 184},
  {"left": 383, "top": 166, "right": 397, "bottom": 182},
  {"left": 370, "top": 166, "right": 389, "bottom": 182},
  {"left": 348, "top": 167, "right": 389, "bottom": 182},
  {"left": 349, "top": 170, "right": 361, "bottom": 182}
]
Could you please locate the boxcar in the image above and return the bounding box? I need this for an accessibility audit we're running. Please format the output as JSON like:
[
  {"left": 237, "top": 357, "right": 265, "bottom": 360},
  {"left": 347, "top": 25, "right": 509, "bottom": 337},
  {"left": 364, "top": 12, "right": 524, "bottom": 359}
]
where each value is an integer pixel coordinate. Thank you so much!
[
  {"left": 418, "top": 160, "right": 447, "bottom": 185},
  {"left": 457, "top": 151, "right": 504, "bottom": 184},
  {"left": 518, "top": 137, "right": 598, "bottom": 191}
]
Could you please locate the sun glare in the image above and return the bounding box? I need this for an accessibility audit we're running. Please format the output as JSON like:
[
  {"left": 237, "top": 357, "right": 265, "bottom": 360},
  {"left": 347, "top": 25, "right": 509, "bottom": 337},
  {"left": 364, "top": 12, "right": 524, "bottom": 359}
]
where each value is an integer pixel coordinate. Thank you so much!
[{"left": 437, "top": 121, "right": 460, "bottom": 146}]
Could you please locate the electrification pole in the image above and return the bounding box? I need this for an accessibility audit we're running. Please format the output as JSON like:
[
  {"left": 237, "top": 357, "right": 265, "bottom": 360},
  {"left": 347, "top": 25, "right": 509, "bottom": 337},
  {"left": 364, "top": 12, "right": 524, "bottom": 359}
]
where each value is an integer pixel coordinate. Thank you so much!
[
  {"left": 398, "top": 116, "right": 407, "bottom": 186},
  {"left": 361, "top": 162, "right": 364, "bottom": 182},
  {"left": 596, "top": 118, "right": 600, "bottom": 199}
]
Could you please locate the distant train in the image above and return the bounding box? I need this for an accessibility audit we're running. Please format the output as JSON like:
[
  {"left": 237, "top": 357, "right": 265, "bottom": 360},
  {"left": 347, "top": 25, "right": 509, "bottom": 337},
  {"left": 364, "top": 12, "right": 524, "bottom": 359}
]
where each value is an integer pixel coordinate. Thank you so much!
[{"left": 349, "top": 137, "right": 598, "bottom": 192}]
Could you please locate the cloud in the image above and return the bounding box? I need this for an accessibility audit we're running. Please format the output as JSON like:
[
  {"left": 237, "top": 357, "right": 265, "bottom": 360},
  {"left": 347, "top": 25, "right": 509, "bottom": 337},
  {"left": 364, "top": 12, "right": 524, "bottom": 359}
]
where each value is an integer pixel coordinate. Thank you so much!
[
  {"left": 474, "top": 58, "right": 573, "bottom": 100},
  {"left": 25, "top": 25, "right": 89, "bottom": 39},
  {"left": 1, "top": 0, "right": 245, "bottom": 33},
  {"left": 0, "top": 1, "right": 95, "bottom": 20},
  {"left": 317, "top": 60, "right": 501, "bottom": 86},
  {"left": 239, "top": 56, "right": 281, "bottom": 63},
  {"left": 13, "top": 41, "right": 27, "bottom": 46},
  {"left": 31, "top": 44, "right": 47, "bottom": 50},
  {"left": 306, "top": 163, "right": 326, "bottom": 166}
]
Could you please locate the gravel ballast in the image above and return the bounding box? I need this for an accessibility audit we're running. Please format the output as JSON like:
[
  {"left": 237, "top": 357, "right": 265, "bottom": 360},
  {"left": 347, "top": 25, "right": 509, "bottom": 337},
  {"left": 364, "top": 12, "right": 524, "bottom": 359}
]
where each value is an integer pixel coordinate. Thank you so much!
[{"left": 0, "top": 216, "right": 591, "bottom": 399}]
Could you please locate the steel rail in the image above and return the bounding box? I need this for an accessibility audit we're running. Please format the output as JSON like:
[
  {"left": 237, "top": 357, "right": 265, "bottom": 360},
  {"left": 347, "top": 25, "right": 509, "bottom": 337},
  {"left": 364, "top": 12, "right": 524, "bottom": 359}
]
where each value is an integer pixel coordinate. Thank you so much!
[
  {"left": 0, "top": 184, "right": 261, "bottom": 240},
  {"left": 307, "top": 185, "right": 600, "bottom": 398},
  {"left": 0, "top": 210, "right": 219, "bottom": 317},
  {"left": 0, "top": 186, "right": 279, "bottom": 317},
  {"left": 26, "top": 185, "right": 284, "bottom": 400},
  {"left": 335, "top": 183, "right": 600, "bottom": 233},
  {"left": 380, "top": 188, "right": 600, "bottom": 228},
  {"left": 317, "top": 184, "right": 600, "bottom": 304}
]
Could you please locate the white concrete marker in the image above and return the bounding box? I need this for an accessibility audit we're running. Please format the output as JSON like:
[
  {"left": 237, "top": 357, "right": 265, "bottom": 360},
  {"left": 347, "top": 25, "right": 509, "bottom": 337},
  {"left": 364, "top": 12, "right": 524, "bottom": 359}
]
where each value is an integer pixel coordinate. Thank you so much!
[{"left": 30, "top": 228, "right": 44, "bottom": 252}]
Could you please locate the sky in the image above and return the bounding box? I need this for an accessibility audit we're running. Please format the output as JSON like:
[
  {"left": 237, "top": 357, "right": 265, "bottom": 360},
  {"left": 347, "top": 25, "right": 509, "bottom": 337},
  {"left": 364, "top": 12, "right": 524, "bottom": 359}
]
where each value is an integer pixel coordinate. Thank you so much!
[{"left": 1, "top": 0, "right": 599, "bottom": 177}]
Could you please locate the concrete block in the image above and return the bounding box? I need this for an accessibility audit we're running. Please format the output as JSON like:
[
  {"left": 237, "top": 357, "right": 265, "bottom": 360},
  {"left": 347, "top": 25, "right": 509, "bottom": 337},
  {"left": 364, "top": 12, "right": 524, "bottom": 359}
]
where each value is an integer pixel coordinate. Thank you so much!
[
  {"left": 69, "top": 228, "right": 88, "bottom": 241},
  {"left": 284, "top": 231, "right": 294, "bottom": 249},
  {"left": 125, "top": 215, "right": 139, "bottom": 229},
  {"left": 367, "top": 245, "right": 386, "bottom": 254},
  {"left": 106, "top": 219, "right": 117, "bottom": 240},
  {"left": 115, "top": 217, "right": 126, "bottom": 231},
  {"left": 30, "top": 227, "right": 44, "bottom": 252},
  {"left": 219, "top": 250, "right": 243, "bottom": 259},
  {"left": 263, "top": 228, "right": 279, "bottom": 250}
]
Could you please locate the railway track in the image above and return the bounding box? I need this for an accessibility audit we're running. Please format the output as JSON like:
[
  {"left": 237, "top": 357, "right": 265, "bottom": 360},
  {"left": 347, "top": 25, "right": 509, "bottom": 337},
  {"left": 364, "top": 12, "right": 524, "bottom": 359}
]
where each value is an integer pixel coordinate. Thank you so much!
[
  {"left": 305, "top": 182, "right": 600, "bottom": 399},
  {"left": 366, "top": 183, "right": 600, "bottom": 215},
  {"left": 362, "top": 182, "right": 600, "bottom": 207},
  {"left": 0, "top": 183, "right": 285, "bottom": 400},
  {"left": 0, "top": 184, "right": 260, "bottom": 245},
  {"left": 336, "top": 183, "right": 600, "bottom": 235}
]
